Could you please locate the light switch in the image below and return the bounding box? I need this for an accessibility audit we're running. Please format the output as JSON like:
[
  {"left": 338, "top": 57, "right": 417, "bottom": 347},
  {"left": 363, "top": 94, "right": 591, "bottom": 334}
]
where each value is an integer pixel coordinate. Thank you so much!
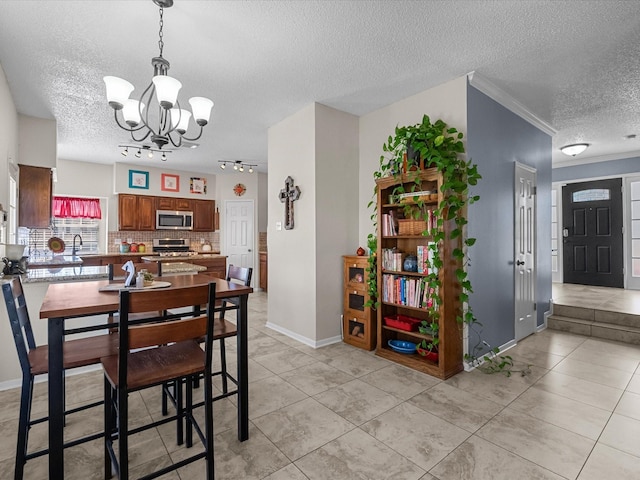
[{"left": 276, "top": 222, "right": 282, "bottom": 231}]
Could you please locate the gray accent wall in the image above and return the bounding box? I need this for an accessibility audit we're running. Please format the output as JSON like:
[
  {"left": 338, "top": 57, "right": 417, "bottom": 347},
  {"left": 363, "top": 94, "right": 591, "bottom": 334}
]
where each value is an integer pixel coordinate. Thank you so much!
[
  {"left": 466, "top": 84, "right": 552, "bottom": 355},
  {"left": 553, "top": 156, "right": 640, "bottom": 182}
]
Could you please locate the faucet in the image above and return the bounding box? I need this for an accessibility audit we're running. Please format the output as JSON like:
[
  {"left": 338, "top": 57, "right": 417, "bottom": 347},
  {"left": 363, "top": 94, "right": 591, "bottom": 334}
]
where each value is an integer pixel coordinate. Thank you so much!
[{"left": 72, "top": 234, "right": 83, "bottom": 257}]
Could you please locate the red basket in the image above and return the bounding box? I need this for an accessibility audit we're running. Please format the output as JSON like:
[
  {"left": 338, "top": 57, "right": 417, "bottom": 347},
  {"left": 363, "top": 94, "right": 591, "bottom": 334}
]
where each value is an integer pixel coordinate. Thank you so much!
[{"left": 384, "top": 314, "right": 422, "bottom": 332}]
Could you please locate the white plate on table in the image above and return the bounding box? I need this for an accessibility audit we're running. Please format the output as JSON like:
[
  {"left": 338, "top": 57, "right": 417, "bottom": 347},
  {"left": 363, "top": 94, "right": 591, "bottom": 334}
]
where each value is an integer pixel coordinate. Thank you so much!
[{"left": 98, "top": 281, "right": 172, "bottom": 292}]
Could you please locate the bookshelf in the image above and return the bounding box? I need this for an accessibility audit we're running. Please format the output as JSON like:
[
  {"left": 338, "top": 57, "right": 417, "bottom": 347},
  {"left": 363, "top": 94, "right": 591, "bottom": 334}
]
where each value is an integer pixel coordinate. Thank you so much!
[
  {"left": 343, "top": 255, "right": 376, "bottom": 350},
  {"left": 375, "top": 169, "right": 463, "bottom": 379}
]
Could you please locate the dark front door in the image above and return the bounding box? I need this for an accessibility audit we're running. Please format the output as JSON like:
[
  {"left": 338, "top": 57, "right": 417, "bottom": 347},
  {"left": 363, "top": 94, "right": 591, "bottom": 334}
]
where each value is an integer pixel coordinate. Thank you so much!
[{"left": 562, "top": 178, "right": 623, "bottom": 288}]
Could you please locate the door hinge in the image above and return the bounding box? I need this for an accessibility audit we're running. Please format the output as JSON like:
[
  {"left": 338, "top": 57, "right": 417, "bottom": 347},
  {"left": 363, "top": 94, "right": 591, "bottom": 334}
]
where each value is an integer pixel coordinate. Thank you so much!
[
  {"left": 533, "top": 303, "right": 537, "bottom": 311},
  {"left": 532, "top": 186, "right": 537, "bottom": 195}
]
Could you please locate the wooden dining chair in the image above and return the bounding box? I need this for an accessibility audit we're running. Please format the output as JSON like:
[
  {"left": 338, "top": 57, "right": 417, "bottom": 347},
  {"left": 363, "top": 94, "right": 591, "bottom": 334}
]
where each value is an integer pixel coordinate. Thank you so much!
[
  {"left": 215, "top": 265, "right": 252, "bottom": 396},
  {"left": 2, "top": 276, "right": 118, "bottom": 480},
  {"left": 106, "top": 261, "right": 164, "bottom": 327},
  {"left": 161, "top": 265, "right": 252, "bottom": 414},
  {"left": 102, "top": 282, "right": 216, "bottom": 480}
]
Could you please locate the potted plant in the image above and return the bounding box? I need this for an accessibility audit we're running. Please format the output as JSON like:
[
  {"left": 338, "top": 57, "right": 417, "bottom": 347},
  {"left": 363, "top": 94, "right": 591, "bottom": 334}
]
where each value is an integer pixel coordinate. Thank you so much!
[{"left": 416, "top": 320, "right": 439, "bottom": 362}]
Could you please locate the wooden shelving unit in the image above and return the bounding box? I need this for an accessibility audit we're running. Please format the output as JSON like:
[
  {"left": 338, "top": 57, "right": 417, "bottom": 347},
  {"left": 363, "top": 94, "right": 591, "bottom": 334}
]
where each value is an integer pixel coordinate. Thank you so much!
[
  {"left": 375, "top": 169, "right": 463, "bottom": 379},
  {"left": 343, "top": 255, "right": 376, "bottom": 351}
]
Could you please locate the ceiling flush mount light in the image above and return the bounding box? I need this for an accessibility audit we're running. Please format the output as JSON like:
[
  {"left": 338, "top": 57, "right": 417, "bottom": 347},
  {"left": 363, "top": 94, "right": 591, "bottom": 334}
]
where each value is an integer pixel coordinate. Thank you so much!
[
  {"left": 218, "top": 160, "right": 258, "bottom": 173},
  {"left": 119, "top": 144, "right": 170, "bottom": 161},
  {"left": 104, "top": 0, "right": 214, "bottom": 151},
  {"left": 560, "top": 143, "right": 589, "bottom": 156}
]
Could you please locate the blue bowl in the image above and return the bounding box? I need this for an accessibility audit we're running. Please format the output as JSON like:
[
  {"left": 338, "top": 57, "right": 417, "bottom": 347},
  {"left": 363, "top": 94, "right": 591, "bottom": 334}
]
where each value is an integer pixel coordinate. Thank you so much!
[{"left": 388, "top": 339, "right": 417, "bottom": 354}]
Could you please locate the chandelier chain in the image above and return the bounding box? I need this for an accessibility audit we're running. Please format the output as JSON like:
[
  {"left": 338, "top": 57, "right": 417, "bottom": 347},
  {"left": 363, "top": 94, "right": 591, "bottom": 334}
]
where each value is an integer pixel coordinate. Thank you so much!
[{"left": 158, "top": 7, "right": 164, "bottom": 58}]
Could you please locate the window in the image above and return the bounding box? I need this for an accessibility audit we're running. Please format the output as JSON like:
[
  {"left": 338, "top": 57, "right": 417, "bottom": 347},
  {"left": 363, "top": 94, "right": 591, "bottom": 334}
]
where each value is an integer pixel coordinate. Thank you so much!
[
  {"left": 18, "top": 196, "right": 105, "bottom": 257},
  {"left": 631, "top": 181, "right": 640, "bottom": 277},
  {"left": 572, "top": 188, "right": 610, "bottom": 203}
]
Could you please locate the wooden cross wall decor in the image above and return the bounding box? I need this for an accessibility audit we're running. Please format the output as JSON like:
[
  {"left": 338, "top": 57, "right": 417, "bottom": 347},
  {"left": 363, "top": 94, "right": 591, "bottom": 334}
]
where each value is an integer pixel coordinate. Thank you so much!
[{"left": 278, "top": 176, "right": 301, "bottom": 230}]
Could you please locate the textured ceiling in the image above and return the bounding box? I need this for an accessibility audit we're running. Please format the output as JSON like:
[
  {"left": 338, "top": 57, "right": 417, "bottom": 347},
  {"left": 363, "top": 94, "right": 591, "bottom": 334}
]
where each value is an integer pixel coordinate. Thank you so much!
[{"left": 0, "top": 0, "right": 639, "bottom": 174}]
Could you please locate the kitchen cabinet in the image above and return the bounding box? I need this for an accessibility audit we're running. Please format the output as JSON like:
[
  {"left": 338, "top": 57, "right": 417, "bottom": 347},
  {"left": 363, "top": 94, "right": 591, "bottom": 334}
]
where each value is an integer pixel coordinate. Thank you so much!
[
  {"left": 259, "top": 252, "right": 267, "bottom": 291},
  {"left": 193, "top": 199, "right": 215, "bottom": 231},
  {"left": 19, "top": 164, "right": 52, "bottom": 228},
  {"left": 156, "top": 197, "right": 192, "bottom": 211},
  {"left": 118, "top": 194, "right": 155, "bottom": 231},
  {"left": 190, "top": 256, "right": 226, "bottom": 278}
]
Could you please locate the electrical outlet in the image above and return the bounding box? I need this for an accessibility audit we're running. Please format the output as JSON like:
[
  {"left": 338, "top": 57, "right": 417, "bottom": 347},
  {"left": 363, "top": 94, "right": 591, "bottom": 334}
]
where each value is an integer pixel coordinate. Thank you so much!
[
  {"left": 114, "top": 238, "right": 121, "bottom": 245},
  {"left": 276, "top": 222, "right": 282, "bottom": 231}
]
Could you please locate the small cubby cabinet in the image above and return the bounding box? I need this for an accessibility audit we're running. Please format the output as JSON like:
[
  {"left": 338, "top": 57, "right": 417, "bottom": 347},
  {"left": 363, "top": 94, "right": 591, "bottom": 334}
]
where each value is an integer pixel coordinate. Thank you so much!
[
  {"left": 375, "top": 169, "right": 463, "bottom": 379},
  {"left": 343, "top": 255, "right": 376, "bottom": 351}
]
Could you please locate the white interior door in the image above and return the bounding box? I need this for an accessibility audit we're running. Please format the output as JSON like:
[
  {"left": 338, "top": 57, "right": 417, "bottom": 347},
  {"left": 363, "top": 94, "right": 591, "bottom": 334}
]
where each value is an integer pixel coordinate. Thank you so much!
[
  {"left": 515, "top": 162, "right": 537, "bottom": 340},
  {"left": 224, "top": 200, "right": 255, "bottom": 278},
  {"left": 626, "top": 176, "right": 640, "bottom": 290}
]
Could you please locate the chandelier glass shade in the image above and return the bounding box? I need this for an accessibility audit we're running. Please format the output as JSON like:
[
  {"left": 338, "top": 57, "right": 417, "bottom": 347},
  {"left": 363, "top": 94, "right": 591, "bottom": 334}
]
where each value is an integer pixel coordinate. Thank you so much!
[{"left": 103, "top": 0, "right": 213, "bottom": 151}]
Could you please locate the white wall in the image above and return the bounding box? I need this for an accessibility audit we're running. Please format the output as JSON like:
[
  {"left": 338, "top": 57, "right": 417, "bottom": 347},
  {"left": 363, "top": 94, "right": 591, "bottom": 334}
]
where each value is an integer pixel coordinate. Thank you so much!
[
  {"left": 358, "top": 76, "right": 468, "bottom": 247},
  {"left": 0, "top": 62, "right": 19, "bottom": 236},
  {"left": 314, "top": 104, "right": 359, "bottom": 341},
  {"left": 267, "top": 103, "right": 358, "bottom": 345},
  {"left": 18, "top": 114, "right": 56, "bottom": 168},
  {"left": 267, "top": 103, "right": 318, "bottom": 341},
  {"left": 113, "top": 162, "right": 216, "bottom": 199},
  {"left": 258, "top": 172, "right": 268, "bottom": 233}
]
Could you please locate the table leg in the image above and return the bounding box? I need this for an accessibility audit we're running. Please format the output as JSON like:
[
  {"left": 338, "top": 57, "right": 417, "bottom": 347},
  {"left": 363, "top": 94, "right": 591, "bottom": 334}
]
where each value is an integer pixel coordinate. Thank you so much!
[
  {"left": 237, "top": 294, "right": 249, "bottom": 441},
  {"left": 48, "top": 316, "right": 65, "bottom": 479}
]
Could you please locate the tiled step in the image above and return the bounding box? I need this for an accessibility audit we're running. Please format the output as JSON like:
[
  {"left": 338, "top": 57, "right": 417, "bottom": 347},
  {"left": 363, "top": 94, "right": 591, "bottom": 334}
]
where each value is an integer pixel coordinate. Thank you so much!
[
  {"left": 548, "top": 313, "right": 640, "bottom": 346},
  {"left": 552, "top": 304, "right": 640, "bottom": 329}
]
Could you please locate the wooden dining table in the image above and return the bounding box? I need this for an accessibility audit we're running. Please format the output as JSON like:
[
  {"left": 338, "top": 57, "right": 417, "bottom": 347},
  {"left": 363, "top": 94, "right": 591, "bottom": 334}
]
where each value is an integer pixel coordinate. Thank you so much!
[{"left": 39, "top": 273, "right": 252, "bottom": 480}]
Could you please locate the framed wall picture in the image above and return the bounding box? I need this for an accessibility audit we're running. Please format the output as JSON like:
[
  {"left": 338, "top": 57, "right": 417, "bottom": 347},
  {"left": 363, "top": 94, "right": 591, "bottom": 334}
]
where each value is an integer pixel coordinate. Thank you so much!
[
  {"left": 161, "top": 173, "right": 180, "bottom": 192},
  {"left": 129, "top": 170, "right": 149, "bottom": 189},
  {"left": 190, "top": 177, "right": 207, "bottom": 194}
]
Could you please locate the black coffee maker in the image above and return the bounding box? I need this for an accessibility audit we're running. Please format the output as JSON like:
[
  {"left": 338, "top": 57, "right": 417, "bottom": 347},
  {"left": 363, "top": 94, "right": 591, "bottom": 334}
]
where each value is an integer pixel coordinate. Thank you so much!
[{"left": 2, "top": 256, "right": 27, "bottom": 275}]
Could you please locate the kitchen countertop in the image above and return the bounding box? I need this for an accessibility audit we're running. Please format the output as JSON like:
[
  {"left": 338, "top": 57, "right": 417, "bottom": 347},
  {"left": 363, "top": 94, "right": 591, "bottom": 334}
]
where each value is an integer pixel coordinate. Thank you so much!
[
  {"left": 21, "top": 265, "right": 109, "bottom": 283},
  {"left": 27, "top": 255, "right": 84, "bottom": 267},
  {"left": 141, "top": 254, "right": 226, "bottom": 261}
]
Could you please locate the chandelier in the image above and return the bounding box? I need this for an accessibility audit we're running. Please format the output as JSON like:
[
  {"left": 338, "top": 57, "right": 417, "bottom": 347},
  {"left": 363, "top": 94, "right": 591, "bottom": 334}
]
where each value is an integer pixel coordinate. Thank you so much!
[
  {"left": 218, "top": 161, "right": 257, "bottom": 173},
  {"left": 103, "top": 0, "right": 213, "bottom": 151}
]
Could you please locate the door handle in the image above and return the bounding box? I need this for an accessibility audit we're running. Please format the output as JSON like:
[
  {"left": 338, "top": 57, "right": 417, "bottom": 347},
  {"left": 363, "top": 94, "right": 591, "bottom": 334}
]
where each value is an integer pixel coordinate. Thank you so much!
[
  {"left": 563, "top": 228, "right": 569, "bottom": 237},
  {"left": 516, "top": 260, "right": 525, "bottom": 266},
  {"left": 247, "top": 249, "right": 252, "bottom": 252}
]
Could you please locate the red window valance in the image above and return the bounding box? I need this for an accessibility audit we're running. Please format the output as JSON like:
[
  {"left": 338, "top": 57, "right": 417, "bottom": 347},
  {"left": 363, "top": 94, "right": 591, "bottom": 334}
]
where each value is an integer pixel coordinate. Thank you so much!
[{"left": 52, "top": 196, "right": 102, "bottom": 219}]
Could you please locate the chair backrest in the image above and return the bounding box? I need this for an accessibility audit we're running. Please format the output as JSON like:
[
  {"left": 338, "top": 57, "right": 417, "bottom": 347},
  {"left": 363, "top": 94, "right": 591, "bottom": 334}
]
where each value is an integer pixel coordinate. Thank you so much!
[
  {"left": 2, "top": 277, "right": 36, "bottom": 376},
  {"left": 108, "top": 261, "right": 162, "bottom": 281},
  {"left": 227, "top": 265, "right": 252, "bottom": 287},
  {"left": 116, "top": 282, "right": 217, "bottom": 387}
]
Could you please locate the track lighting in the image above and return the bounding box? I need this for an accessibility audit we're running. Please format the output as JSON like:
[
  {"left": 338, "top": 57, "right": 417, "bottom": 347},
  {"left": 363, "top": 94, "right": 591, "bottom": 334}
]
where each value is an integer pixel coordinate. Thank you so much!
[
  {"left": 217, "top": 160, "right": 258, "bottom": 173},
  {"left": 119, "top": 144, "right": 172, "bottom": 161}
]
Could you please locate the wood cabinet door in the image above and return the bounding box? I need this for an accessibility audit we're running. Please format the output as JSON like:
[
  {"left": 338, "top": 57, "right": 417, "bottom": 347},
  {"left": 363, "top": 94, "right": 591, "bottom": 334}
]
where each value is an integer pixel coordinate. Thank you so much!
[
  {"left": 156, "top": 197, "right": 175, "bottom": 210},
  {"left": 18, "top": 164, "right": 52, "bottom": 228},
  {"left": 193, "top": 199, "right": 214, "bottom": 231},
  {"left": 137, "top": 195, "right": 155, "bottom": 230},
  {"left": 176, "top": 198, "right": 192, "bottom": 211},
  {"left": 259, "top": 253, "right": 267, "bottom": 291},
  {"left": 118, "top": 194, "right": 138, "bottom": 230}
]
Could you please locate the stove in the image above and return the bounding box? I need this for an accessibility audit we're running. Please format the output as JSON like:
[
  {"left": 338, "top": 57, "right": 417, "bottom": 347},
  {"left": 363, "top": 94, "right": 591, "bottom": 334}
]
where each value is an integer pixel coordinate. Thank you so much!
[{"left": 152, "top": 238, "right": 194, "bottom": 255}]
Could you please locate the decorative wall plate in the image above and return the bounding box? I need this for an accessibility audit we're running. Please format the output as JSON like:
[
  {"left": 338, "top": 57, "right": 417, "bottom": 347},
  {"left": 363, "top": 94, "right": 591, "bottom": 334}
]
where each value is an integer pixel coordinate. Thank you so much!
[
  {"left": 48, "top": 236, "right": 65, "bottom": 253},
  {"left": 233, "top": 183, "right": 246, "bottom": 196}
]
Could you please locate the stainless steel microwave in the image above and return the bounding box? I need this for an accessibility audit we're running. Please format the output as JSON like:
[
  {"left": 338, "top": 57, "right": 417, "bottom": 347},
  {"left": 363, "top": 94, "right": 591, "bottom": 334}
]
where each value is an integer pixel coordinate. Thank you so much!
[{"left": 156, "top": 210, "right": 193, "bottom": 230}]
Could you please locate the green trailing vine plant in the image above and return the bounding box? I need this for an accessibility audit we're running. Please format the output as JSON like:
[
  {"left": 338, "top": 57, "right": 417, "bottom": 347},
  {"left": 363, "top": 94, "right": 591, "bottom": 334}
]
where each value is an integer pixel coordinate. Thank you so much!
[{"left": 369, "top": 114, "right": 529, "bottom": 376}]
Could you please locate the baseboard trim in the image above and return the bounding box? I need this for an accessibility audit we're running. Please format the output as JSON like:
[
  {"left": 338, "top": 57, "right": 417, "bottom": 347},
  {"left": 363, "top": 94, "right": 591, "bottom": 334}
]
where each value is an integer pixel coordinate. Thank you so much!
[
  {"left": 0, "top": 364, "right": 102, "bottom": 392},
  {"left": 265, "top": 322, "right": 342, "bottom": 349},
  {"left": 464, "top": 338, "right": 517, "bottom": 372}
]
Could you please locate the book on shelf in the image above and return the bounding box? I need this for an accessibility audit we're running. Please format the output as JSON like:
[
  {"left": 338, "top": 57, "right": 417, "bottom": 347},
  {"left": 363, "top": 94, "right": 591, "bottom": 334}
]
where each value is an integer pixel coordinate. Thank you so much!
[{"left": 382, "top": 274, "right": 431, "bottom": 308}]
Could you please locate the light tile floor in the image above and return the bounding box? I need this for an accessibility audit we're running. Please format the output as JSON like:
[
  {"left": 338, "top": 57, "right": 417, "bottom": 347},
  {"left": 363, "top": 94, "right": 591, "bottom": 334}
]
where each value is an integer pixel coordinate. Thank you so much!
[{"left": 1, "top": 290, "right": 640, "bottom": 479}]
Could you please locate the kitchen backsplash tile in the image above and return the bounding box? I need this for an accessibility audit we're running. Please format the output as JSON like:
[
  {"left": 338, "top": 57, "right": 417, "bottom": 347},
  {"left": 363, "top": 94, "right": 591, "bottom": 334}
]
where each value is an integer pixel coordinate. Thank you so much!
[{"left": 108, "top": 231, "right": 220, "bottom": 253}]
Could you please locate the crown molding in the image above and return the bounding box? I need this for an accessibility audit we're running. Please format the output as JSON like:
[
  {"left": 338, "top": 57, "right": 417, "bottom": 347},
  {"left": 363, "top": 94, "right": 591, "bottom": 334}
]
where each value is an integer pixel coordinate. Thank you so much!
[{"left": 467, "top": 71, "right": 557, "bottom": 137}]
